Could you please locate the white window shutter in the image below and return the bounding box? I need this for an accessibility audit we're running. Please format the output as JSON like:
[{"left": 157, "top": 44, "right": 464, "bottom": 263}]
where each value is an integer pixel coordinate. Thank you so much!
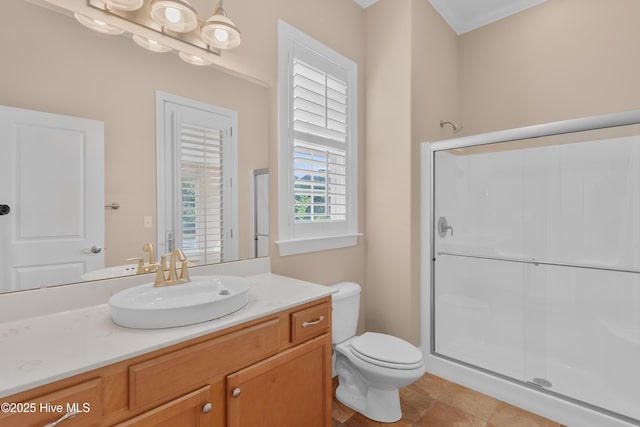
[
  {"left": 179, "top": 122, "right": 224, "bottom": 264},
  {"left": 277, "top": 20, "right": 359, "bottom": 255}
]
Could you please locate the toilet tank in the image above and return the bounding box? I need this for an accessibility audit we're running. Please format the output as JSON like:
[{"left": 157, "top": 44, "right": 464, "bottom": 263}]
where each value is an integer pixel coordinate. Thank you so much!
[{"left": 329, "top": 282, "right": 361, "bottom": 344}]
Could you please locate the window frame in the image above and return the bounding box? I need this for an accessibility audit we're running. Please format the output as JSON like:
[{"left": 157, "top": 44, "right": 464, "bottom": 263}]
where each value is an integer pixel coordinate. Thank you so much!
[{"left": 276, "top": 20, "right": 360, "bottom": 256}]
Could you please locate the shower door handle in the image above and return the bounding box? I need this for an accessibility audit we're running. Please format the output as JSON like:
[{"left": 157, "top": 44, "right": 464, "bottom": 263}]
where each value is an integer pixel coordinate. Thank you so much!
[{"left": 437, "top": 216, "right": 454, "bottom": 237}]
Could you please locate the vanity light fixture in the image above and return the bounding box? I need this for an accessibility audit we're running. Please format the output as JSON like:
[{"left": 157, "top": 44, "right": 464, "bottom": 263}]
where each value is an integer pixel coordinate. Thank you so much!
[
  {"left": 80, "top": 0, "right": 242, "bottom": 66},
  {"left": 74, "top": 13, "right": 125, "bottom": 35},
  {"left": 201, "top": 0, "right": 241, "bottom": 50}
]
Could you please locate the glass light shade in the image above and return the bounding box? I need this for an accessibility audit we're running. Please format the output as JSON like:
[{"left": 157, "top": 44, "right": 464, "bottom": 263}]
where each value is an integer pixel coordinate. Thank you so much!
[
  {"left": 103, "top": 0, "right": 144, "bottom": 11},
  {"left": 133, "top": 35, "right": 173, "bottom": 53},
  {"left": 178, "top": 51, "right": 211, "bottom": 66},
  {"left": 74, "top": 13, "right": 125, "bottom": 35},
  {"left": 201, "top": 13, "right": 241, "bottom": 50},
  {"left": 150, "top": 0, "right": 198, "bottom": 33}
]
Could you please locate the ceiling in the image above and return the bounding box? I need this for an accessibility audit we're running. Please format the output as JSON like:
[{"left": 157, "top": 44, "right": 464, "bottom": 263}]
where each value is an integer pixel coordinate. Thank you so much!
[{"left": 353, "top": 0, "right": 548, "bottom": 35}]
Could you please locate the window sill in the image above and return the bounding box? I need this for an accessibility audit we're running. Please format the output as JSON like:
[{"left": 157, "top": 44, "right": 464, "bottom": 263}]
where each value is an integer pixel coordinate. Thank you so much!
[{"left": 276, "top": 233, "right": 362, "bottom": 256}]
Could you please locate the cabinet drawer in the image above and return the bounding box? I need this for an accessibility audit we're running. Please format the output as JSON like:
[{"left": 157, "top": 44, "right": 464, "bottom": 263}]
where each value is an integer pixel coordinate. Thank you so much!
[
  {"left": 0, "top": 378, "right": 102, "bottom": 427},
  {"left": 291, "top": 303, "right": 330, "bottom": 345},
  {"left": 114, "top": 385, "right": 212, "bottom": 427},
  {"left": 129, "top": 318, "right": 279, "bottom": 410}
]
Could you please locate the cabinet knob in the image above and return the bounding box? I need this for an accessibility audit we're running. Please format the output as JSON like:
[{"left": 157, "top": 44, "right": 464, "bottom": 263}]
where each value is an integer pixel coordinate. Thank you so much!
[
  {"left": 232, "top": 388, "right": 241, "bottom": 398},
  {"left": 202, "top": 402, "right": 212, "bottom": 414}
]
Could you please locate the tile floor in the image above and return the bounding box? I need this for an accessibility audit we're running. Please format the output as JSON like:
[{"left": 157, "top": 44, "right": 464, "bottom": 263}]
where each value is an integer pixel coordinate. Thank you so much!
[{"left": 332, "top": 373, "right": 568, "bottom": 427}]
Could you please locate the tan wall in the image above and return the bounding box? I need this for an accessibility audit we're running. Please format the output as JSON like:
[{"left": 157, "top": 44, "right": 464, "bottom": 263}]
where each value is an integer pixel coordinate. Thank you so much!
[
  {"left": 364, "top": 0, "right": 413, "bottom": 341},
  {"left": 364, "top": 0, "right": 458, "bottom": 345},
  {"left": 409, "top": 0, "right": 459, "bottom": 345},
  {"left": 459, "top": 0, "right": 640, "bottom": 135}
]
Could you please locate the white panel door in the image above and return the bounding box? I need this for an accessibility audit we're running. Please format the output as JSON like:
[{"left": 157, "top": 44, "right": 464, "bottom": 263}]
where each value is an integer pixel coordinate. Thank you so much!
[{"left": 0, "top": 106, "right": 104, "bottom": 292}]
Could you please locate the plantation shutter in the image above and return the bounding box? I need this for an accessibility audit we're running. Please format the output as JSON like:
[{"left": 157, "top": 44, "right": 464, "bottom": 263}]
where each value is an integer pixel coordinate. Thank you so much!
[
  {"left": 179, "top": 121, "right": 225, "bottom": 264},
  {"left": 292, "top": 55, "right": 349, "bottom": 223}
]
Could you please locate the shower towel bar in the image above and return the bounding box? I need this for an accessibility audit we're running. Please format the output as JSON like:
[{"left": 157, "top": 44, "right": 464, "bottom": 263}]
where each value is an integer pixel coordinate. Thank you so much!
[{"left": 436, "top": 251, "right": 640, "bottom": 275}]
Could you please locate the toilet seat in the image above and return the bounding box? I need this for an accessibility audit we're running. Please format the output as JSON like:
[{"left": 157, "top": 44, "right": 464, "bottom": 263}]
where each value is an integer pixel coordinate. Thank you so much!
[{"left": 350, "top": 332, "right": 423, "bottom": 370}]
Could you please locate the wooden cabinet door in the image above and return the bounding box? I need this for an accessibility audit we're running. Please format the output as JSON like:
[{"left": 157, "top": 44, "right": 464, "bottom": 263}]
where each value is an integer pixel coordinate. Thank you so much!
[
  {"left": 114, "top": 386, "right": 213, "bottom": 427},
  {"left": 226, "top": 335, "right": 331, "bottom": 427}
]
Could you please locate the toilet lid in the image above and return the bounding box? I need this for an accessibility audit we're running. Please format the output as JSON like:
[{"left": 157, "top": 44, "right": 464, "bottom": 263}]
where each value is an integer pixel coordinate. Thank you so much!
[{"left": 350, "top": 332, "right": 423, "bottom": 369}]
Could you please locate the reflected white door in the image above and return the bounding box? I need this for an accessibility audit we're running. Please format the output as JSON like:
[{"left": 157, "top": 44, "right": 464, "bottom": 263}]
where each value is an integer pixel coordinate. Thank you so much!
[{"left": 0, "top": 106, "right": 104, "bottom": 292}]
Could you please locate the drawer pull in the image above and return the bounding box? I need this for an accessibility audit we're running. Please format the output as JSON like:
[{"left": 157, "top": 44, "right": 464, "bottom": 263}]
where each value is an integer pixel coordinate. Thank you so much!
[
  {"left": 202, "top": 402, "right": 213, "bottom": 414},
  {"left": 232, "top": 388, "right": 241, "bottom": 398},
  {"left": 43, "top": 411, "right": 78, "bottom": 427},
  {"left": 302, "top": 316, "right": 325, "bottom": 328}
]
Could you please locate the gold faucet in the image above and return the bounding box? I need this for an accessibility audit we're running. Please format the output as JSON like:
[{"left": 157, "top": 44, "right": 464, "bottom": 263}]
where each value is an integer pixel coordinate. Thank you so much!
[
  {"left": 153, "top": 249, "right": 192, "bottom": 287},
  {"left": 143, "top": 242, "right": 155, "bottom": 265},
  {"left": 126, "top": 243, "right": 158, "bottom": 274}
]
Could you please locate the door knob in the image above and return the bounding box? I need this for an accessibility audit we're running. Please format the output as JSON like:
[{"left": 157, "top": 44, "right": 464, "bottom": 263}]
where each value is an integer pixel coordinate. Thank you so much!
[
  {"left": 84, "top": 245, "right": 102, "bottom": 254},
  {"left": 232, "top": 388, "right": 241, "bottom": 398},
  {"left": 0, "top": 204, "right": 10, "bottom": 216}
]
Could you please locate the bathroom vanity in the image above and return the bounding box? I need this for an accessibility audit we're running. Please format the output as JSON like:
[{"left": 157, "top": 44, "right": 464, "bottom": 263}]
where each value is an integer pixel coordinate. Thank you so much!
[{"left": 0, "top": 271, "right": 333, "bottom": 427}]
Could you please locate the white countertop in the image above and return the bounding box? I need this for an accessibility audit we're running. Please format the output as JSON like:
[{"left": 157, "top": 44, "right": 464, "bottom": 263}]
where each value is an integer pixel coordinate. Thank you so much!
[{"left": 0, "top": 273, "right": 335, "bottom": 398}]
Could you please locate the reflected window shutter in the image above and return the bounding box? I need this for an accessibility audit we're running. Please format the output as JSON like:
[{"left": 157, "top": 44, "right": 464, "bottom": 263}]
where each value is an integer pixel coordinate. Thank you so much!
[
  {"left": 179, "top": 123, "right": 224, "bottom": 264},
  {"left": 292, "top": 58, "right": 349, "bottom": 223}
]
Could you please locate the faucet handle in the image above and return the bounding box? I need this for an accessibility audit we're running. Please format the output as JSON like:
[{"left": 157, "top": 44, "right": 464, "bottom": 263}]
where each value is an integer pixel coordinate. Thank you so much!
[
  {"left": 437, "top": 216, "right": 454, "bottom": 238},
  {"left": 179, "top": 260, "right": 191, "bottom": 281},
  {"left": 143, "top": 242, "right": 155, "bottom": 264},
  {"left": 153, "top": 259, "right": 167, "bottom": 287}
]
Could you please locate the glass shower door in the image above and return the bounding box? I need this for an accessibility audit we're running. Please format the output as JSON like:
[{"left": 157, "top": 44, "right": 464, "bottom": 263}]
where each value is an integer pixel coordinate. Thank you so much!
[{"left": 432, "top": 124, "right": 640, "bottom": 423}]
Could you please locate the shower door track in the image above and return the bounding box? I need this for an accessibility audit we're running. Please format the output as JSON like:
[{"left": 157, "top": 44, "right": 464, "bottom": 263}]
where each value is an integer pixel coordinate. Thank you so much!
[{"left": 436, "top": 251, "right": 640, "bottom": 274}]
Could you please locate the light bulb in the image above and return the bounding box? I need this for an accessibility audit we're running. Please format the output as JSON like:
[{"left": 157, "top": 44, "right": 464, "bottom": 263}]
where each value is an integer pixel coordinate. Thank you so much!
[
  {"left": 214, "top": 28, "right": 229, "bottom": 42},
  {"left": 164, "top": 7, "right": 181, "bottom": 23},
  {"left": 150, "top": 0, "right": 198, "bottom": 33}
]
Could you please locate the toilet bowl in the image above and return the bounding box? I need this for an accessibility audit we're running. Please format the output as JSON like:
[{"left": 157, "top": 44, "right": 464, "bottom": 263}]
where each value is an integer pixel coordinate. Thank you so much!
[{"left": 330, "top": 282, "right": 425, "bottom": 423}]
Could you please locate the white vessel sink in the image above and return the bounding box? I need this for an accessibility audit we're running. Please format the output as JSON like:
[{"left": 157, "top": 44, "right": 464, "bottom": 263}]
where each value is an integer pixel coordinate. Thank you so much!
[
  {"left": 81, "top": 264, "right": 138, "bottom": 281},
  {"left": 109, "top": 275, "right": 251, "bottom": 329}
]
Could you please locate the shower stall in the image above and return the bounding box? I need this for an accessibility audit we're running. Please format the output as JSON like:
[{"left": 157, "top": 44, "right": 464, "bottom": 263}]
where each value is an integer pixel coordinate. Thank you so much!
[{"left": 420, "top": 110, "right": 640, "bottom": 427}]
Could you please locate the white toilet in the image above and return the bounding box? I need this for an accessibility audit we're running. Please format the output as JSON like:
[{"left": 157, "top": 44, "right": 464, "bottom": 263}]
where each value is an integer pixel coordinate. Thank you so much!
[{"left": 330, "top": 282, "right": 425, "bottom": 423}]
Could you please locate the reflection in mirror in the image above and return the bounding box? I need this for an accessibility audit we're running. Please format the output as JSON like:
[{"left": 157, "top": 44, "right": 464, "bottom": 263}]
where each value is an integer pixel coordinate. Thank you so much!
[
  {"left": 0, "top": 0, "right": 269, "bottom": 293},
  {"left": 156, "top": 91, "right": 240, "bottom": 264},
  {"left": 253, "top": 169, "right": 270, "bottom": 258}
]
